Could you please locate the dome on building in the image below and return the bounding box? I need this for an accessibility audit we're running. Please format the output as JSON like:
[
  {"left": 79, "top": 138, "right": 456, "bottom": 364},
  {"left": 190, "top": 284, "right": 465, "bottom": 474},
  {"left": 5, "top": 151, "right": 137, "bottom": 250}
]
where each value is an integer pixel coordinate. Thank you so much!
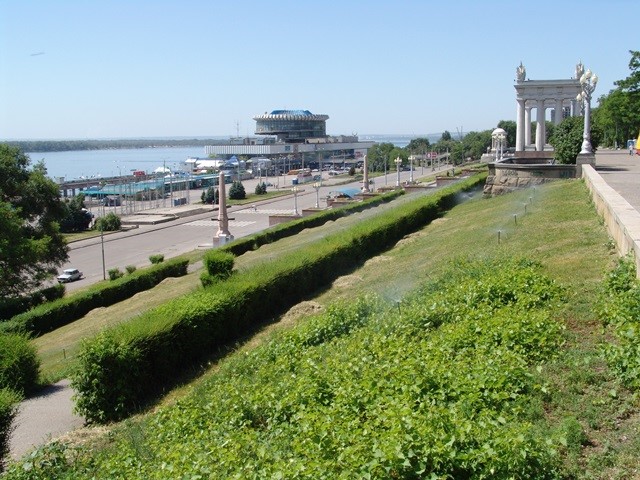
[
  {"left": 253, "top": 109, "right": 329, "bottom": 143},
  {"left": 492, "top": 128, "right": 507, "bottom": 137}
]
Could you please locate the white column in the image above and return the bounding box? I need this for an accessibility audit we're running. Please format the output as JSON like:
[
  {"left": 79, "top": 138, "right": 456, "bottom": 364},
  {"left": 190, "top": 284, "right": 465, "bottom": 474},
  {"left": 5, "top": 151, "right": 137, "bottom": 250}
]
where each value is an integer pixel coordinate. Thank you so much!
[
  {"left": 554, "top": 99, "right": 563, "bottom": 124},
  {"left": 524, "top": 106, "right": 532, "bottom": 148},
  {"left": 516, "top": 99, "right": 525, "bottom": 151},
  {"left": 535, "top": 99, "right": 545, "bottom": 151}
]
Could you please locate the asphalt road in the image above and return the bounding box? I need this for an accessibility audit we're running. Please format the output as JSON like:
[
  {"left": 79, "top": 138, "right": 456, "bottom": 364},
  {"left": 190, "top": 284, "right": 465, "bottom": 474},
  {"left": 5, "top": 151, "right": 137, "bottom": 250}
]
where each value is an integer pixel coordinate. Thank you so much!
[{"left": 59, "top": 167, "right": 445, "bottom": 292}]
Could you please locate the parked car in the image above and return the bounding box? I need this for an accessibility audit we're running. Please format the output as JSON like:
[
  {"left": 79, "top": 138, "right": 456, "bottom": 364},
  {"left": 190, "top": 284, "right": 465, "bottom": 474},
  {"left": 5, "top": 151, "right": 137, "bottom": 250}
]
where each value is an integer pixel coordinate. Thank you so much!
[{"left": 57, "top": 268, "right": 83, "bottom": 283}]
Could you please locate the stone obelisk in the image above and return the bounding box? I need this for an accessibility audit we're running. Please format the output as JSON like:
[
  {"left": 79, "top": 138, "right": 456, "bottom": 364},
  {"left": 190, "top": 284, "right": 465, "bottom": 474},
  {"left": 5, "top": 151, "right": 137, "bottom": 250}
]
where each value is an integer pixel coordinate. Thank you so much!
[{"left": 215, "top": 171, "right": 233, "bottom": 244}]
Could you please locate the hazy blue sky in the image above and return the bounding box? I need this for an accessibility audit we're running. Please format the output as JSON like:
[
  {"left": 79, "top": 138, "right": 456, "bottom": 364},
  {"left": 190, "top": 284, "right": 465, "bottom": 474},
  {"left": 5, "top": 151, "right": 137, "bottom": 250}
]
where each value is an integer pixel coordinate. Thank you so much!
[{"left": 1, "top": 0, "right": 636, "bottom": 140}]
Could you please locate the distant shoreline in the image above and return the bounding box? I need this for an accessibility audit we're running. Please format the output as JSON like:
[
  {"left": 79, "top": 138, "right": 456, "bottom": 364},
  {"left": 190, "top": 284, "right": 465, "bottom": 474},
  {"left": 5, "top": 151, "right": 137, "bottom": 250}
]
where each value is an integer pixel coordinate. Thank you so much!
[{"left": 2, "top": 134, "right": 441, "bottom": 153}]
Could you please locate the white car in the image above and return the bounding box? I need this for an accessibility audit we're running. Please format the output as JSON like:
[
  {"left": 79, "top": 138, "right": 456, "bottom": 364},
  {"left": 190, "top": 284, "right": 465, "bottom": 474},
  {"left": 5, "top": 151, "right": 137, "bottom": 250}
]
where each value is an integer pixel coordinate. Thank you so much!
[{"left": 57, "top": 268, "right": 83, "bottom": 283}]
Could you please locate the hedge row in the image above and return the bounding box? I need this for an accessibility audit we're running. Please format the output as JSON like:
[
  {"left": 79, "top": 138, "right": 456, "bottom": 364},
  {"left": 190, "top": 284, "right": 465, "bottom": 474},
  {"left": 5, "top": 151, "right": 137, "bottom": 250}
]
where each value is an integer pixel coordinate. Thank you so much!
[
  {"left": 0, "top": 258, "right": 189, "bottom": 337},
  {"left": 0, "top": 284, "right": 65, "bottom": 322},
  {"left": 72, "top": 174, "right": 486, "bottom": 423},
  {"left": 221, "top": 189, "right": 403, "bottom": 257}
]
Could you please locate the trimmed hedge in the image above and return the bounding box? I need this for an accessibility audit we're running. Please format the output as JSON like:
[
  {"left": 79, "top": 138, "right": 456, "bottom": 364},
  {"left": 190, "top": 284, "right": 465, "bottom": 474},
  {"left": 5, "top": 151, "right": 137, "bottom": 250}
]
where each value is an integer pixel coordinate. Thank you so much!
[
  {"left": 0, "top": 283, "right": 65, "bottom": 322},
  {"left": 200, "top": 250, "right": 235, "bottom": 287},
  {"left": 221, "top": 189, "right": 404, "bottom": 257},
  {"left": 0, "top": 258, "right": 189, "bottom": 337},
  {"left": 72, "top": 174, "right": 486, "bottom": 423}
]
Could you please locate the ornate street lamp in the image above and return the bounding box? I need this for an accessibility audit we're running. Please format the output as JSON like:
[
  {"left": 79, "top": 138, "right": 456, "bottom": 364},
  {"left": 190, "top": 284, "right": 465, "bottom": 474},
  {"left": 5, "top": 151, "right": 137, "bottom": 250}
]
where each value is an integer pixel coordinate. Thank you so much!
[
  {"left": 395, "top": 157, "right": 402, "bottom": 187},
  {"left": 576, "top": 69, "right": 598, "bottom": 155}
]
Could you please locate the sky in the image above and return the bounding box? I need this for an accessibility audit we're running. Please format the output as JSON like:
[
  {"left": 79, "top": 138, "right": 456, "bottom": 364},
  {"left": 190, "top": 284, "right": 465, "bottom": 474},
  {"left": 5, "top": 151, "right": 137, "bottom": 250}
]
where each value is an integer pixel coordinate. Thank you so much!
[{"left": 0, "top": 0, "right": 636, "bottom": 140}]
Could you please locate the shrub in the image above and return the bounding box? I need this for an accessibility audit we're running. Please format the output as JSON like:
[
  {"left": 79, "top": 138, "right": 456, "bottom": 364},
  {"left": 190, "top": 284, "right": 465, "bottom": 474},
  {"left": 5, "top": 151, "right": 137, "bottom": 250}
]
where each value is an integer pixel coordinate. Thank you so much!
[
  {"left": 108, "top": 268, "right": 123, "bottom": 281},
  {"left": 201, "top": 250, "right": 235, "bottom": 287},
  {"left": 72, "top": 333, "right": 146, "bottom": 424},
  {"left": 94, "top": 212, "right": 121, "bottom": 231},
  {"left": 125, "top": 265, "right": 137, "bottom": 275},
  {"left": 149, "top": 254, "right": 164, "bottom": 264},
  {"left": 0, "top": 388, "right": 21, "bottom": 473},
  {"left": 0, "top": 333, "right": 40, "bottom": 394}
]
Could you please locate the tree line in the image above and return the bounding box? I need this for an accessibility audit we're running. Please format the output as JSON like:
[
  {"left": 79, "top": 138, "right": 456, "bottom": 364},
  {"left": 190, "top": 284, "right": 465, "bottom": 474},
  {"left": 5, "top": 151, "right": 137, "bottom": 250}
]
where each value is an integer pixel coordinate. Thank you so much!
[{"left": 2, "top": 138, "right": 224, "bottom": 153}]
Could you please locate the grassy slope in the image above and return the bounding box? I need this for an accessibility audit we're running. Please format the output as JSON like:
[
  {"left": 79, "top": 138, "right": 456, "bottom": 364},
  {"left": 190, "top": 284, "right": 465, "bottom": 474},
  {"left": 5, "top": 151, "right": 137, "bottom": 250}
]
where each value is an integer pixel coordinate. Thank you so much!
[{"left": 24, "top": 178, "right": 640, "bottom": 478}]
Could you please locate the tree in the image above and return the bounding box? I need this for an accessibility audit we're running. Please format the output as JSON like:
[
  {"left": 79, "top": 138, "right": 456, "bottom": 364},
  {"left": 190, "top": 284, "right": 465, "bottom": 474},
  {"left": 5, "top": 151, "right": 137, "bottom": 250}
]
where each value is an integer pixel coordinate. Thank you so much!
[
  {"left": 229, "top": 181, "right": 246, "bottom": 200},
  {"left": 0, "top": 145, "right": 68, "bottom": 298},
  {"left": 59, "top": 193, "right": 93, "bottom": 232},
  {"left": 593, "top": 50, "right": 640, "bottom": 147},
  {"left": 440, "top": 131, "right": 452, "bottom": 142},
  {"left": 367, "top": 143, "right": 395, "bottom": 172},
  {"left": 497, "top": 120, "right": 517, "bottom": 149},
  {"left": 406, "top": 137, "right": 431, "bottom": 153},
  {"left": 201, "top": 186, "right": 218, "bottom": 204},
  {"left": 254, "top": 182, "right": 267, "bottom": 195}
]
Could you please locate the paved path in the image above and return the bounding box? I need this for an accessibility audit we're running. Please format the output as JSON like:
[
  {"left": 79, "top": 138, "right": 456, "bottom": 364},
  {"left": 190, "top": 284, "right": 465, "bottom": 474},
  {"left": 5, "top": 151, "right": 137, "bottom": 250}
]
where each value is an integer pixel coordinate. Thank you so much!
[
  {"left": 9, "top": 379, "right": 84, "bottom": 460},
  {"left": 8, "top": 152, "right": 640, "bottom": 461},
  {"left": 592, "top": 149, "right": 640, "bottom": 211}
]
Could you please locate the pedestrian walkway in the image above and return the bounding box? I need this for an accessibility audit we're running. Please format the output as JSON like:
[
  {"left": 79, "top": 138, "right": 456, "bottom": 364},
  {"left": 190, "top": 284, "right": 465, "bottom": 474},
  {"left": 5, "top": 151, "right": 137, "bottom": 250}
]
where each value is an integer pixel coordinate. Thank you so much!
[{"left": 593, "top": 149, "right": 640, "bottom": 212}]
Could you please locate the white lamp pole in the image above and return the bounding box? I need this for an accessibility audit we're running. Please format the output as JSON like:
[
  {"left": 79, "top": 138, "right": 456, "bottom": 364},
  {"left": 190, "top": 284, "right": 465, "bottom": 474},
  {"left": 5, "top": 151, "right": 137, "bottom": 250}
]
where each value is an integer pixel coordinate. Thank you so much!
[
  {"left": 292, "top": 186, "right": 300, "bottom": 215},
  {"left": 409, "top": 155, "right": 414, "bottom": 183},
  {"left": 313, "top": 182, "right": 321, "bottom": 208},
  {"left": 395, "top": 156, "right": 402, "bottom": 187},
  {"left": 577, "top": 69, "right": 598, "bottom": 154}
]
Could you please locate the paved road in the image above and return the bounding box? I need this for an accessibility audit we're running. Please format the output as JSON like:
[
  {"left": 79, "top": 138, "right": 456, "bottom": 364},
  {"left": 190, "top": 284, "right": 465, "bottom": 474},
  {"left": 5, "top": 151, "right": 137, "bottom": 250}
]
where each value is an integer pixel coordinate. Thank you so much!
[{"left": 59, "top": 168, "right": 447, "bottom": 292}]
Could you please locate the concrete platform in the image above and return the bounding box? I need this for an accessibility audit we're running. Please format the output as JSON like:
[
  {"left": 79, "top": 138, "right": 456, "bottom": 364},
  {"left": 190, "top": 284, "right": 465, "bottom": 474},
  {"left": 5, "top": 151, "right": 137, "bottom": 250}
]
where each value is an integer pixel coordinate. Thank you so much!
[{"left": 120, "top": 205, "right": 213, "bottom": 225}]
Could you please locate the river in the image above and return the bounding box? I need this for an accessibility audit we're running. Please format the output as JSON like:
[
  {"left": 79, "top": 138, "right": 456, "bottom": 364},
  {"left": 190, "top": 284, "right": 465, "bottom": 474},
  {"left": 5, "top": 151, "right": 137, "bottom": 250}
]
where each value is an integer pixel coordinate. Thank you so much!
[
  {"left": 26, "top": 146, "right": 207, "bottom": 182},
  {"left": 27, "top": 135, "right": 426, "bottom": 182}
]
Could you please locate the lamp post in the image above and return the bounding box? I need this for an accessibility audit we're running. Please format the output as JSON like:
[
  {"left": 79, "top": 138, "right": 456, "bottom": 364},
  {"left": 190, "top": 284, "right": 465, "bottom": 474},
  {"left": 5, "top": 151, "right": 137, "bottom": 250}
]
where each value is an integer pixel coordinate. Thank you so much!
[
  {"left": 395, "top": 156, "right": 402, "bottom": 187},
  {"left": 577, "top": 69, "right": 598, "bottom": 155},
  {"left": 409, "top": 155, "right": 414, "bottom": 183},
  {"left": 384, "top": 154, "right": 388, "bottom": 185},
  {"left": 100, "top": 224, "right": 106, "bottom": 280},
  {"left": 292, "top": 185, "right": 300, "bottom": 215},
  {"left": 313, "top": 181, "right": 321, "bottom": 208}
]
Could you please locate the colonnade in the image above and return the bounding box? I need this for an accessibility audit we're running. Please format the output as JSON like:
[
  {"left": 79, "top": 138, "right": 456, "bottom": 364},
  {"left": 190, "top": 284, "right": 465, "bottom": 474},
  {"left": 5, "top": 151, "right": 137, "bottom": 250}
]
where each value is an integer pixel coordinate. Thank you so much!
[{"left": 514, "top": 63, "right": 583, "bottom": 152}]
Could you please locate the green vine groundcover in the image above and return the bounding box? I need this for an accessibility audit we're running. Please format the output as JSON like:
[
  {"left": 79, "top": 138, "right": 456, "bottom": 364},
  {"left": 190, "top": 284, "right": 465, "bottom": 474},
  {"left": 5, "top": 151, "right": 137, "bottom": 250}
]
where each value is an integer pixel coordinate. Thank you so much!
[{"left": 4, "top": 258, "right": 571, "bottom": 479}]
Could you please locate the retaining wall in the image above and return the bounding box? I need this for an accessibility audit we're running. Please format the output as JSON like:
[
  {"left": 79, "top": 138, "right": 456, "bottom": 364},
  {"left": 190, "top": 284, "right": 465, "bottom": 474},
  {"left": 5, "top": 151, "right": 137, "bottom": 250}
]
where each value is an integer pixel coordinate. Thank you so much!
[{"left": 582, "top": 164, "right": 640, "bottom": 276}]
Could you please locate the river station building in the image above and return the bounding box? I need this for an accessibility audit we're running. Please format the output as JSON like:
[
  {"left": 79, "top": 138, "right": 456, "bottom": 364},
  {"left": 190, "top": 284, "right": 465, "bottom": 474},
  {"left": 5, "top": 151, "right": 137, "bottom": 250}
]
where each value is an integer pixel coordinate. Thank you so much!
[{"left": 203, "top": 110, "right": 374, "bottom": 173}]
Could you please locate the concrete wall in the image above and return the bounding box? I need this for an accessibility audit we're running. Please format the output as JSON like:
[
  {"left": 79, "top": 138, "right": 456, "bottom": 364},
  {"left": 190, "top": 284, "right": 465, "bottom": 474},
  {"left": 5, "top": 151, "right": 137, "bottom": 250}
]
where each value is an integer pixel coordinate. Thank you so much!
[{"left": 582, "top": 164, "right": 640, "bottom": 275}]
